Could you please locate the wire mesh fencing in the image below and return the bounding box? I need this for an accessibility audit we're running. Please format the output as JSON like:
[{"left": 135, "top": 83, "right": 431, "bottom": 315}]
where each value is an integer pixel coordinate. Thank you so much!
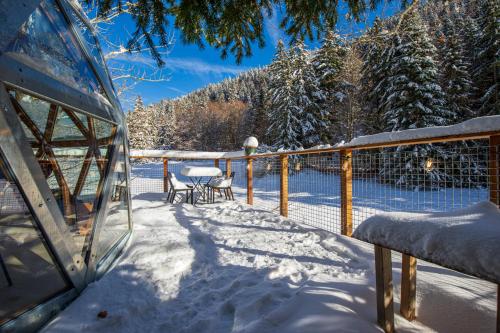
[
  {"left": 129, "top": 138, "right": 498, "bottom": 236},
  {"left": 248, "top": 157, "right": 281, "bottom": 213},
  {"left": 288, "top": 153, "right": 342, "bottom": 233},
  {"left": 351, "top": 141, "right": 491, "bottom": 229}
]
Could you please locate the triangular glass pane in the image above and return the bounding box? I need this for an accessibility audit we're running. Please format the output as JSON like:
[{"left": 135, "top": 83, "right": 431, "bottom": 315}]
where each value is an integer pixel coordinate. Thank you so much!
[
  {"left": 20, "top": 122, "right": 36, "bottom": 140},
  {"left": 75, "top": 112, "right": 89, "bottom": 130},
  {"left": 52, "top": 110, "right": 86, "bottom": 141},
  {"left": 74, "top": 157, "right": 101, "bottom": 249},
  {"left": 50, "top": 148, "right": 87, "bottom": 193},
  {"left": 96, "top": 144, "right": 130, "bottom": 258},
  {"left": 94, "top": 118, "right": 114, "bottom": 140},
  {"left": 0, "top": 154, "right": 68, "bottom": 323},
  {"left": 65, "top": 6, "right": 114, "bottom": 91},
  {"left": 8, "top": 90, "right": 47, "bottom": 141},
  {"left": 16, "top": 92, "right": 51, "bottom": 134},
  {"left": 77, "top": 157, "right": 101, "bottom": 201},
  {"left": 4, "top": 0, "right": 110, "bottom": 104}
]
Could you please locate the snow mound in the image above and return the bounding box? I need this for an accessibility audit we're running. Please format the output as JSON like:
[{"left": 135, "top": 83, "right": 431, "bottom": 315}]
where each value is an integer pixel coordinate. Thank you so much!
[
  {"left": 243, "top": 137, "right": 259, "bottom": 148},
  {"left": 353, "top": 201, "right": 500, "bottom": 283}
]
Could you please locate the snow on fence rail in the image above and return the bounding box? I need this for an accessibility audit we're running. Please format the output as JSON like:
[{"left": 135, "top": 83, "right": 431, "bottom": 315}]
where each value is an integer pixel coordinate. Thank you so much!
[{"left": 129, "top": 116, "right": 500, "bottom": 235}]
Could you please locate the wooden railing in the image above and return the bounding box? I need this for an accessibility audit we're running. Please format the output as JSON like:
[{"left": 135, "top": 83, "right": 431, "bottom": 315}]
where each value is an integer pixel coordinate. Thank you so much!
[{"left": 131, "top": 116, "right": 500, "bottom": 237}]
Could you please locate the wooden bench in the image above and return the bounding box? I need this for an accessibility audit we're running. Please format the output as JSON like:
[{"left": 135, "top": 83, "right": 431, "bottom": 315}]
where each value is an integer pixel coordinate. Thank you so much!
[{"left": 352, "top": 201, "right": 500, "bottom": 333}]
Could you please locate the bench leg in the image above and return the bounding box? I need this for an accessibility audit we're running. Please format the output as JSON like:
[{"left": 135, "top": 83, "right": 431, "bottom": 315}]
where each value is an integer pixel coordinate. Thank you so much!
[
  {"left": 375, "top": 245, "right": 395, "bottom": 333},
  {"left": 401, "top": 254, "right": 417, "bottom": 321}
]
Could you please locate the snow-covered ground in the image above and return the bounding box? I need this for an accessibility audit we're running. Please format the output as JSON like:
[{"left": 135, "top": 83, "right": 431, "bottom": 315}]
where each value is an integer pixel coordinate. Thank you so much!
[{"left": 43, "top": 195, "right": 497, "bottom": 333}]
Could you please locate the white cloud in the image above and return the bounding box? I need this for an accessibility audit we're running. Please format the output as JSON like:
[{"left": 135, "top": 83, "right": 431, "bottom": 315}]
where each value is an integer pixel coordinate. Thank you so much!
[
  {"left": 110, "top": 53, "right": 250, "bottom": 77},
  {"left": 166, "top": 86, "right": 186, "bottom": 94},
  {"left": 265, "top": 6, "right": 286, "bottom": 47},
  {"left": 163, "top": 57, "right": 249, "bottom": 76}
]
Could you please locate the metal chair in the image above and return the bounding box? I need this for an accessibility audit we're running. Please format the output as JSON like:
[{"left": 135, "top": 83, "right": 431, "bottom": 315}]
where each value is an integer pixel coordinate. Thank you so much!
[
  {"left": 207, "top": 172, "right": 235, "bottom": 203},
  {"left": 167, "top": 172, "right": 194, "bottom": 204},
  {"left": 205, "top": 170, "right": 226, "bottom": 199}
]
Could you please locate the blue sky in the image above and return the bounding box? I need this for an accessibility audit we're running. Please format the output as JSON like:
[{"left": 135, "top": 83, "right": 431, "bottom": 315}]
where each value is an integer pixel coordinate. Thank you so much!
[{"left": 102, "top": 1, "right": 403, "bottom": 111}]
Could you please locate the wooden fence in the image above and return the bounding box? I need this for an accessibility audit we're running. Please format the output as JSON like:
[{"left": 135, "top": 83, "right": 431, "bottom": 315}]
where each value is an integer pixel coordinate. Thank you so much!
[{"left": 131, "top": 117, "right": 500, "bottom": 237}]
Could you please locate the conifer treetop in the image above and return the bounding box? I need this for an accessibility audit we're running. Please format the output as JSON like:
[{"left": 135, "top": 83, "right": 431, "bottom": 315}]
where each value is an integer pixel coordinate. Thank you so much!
[{"left": 87, "top": 0, "right": 410, "bottom": 65}]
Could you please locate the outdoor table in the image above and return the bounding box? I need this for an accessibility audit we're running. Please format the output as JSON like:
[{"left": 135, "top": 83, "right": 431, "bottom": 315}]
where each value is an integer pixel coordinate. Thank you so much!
[{"left": 181, "top": 166, "right": 222, "bottom": 204}]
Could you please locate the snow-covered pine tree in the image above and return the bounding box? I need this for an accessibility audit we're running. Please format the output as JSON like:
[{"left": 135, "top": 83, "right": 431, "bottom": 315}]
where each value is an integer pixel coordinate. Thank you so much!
[
  {"left": 333, "top": 45, "right": 363, "bottom": 142},
  {"left": 460, "top": 14, "right": 481, "bottom": 72},
  {"left": 155, "top": 100, "right": 177, "bottom": 149},
  {"left": 127, "top": 95, "right": 157, "bottom": 149},
  {"left": 267, "top": 40, "right": 303, "bottom": 150},
  {"left": 360, "top": 18, "right": 393, "bottom": 135},
  {"left": 439, "top": 10, "right": 485, "bottom": 188},
  {"left": 313, "top": 31, "right": 348, "bottom": 142},
  {"left": 380, "top": 9, "right": 455, "bottom": 190},
  {"left": 440, "top": 15, "right": 474, "bottom": 122},
  {"left": 290, "top": 40, "right": 325, "bottom": 147},
  {"left": 473, "top": 0, "right": 499, "bottom": 116}
]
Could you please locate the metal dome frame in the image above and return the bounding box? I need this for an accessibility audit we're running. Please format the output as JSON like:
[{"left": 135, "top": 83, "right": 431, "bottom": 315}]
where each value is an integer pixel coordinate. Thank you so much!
[{"left": 0, "top": 0, "right": 132, "bottom": 331}]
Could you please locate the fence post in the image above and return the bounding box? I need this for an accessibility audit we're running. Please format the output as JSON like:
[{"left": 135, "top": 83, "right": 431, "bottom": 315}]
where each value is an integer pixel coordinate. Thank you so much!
[
  {"left": 490, "top": 135, "right": 499, "bottom": 207},
  {"left": 280, "top": 155, "right": 288, "bottom": 217},
  {"left": 247, "top": 158, "right": 253, "bottom": 205},
  {"left": 375, "top": 245, "right": 395, "bottom": 333},
  {"left": 340, "top": 150, "right": 353, "bottom": 236},
  {"left": 163, "top": 158, "right": 168, "bottom": 192},
  {"left": 400, "top": 254, "right": 417, "bottom": 321},
  {"left": 214, "top": 159, "right": 219, "bottom": 168},
  {"left": 226, "top": 159, "right": 232, "bottom": 177}
]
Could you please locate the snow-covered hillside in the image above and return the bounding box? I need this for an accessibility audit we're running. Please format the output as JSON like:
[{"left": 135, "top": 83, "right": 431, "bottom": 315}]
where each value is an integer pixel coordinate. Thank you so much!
[{"left": 43, "top": 197, "right": 496, "bottom": 333}]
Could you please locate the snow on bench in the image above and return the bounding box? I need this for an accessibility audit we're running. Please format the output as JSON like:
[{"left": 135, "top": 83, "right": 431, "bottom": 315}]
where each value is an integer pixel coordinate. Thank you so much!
[{"left": 352, "top": 201, "right": 500, "bottom": 333}]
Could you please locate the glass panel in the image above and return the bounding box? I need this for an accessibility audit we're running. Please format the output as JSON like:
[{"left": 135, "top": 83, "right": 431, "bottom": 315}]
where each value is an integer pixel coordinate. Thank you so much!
[
  {"left": 8, "top": 90, "right": 116, "bottom": 257},
  {"left": 16, "top": 91, "right": 51, "bottom": 135},
  {"left": 0, "top": 155, "right": 68, "bottom": 324},
  {"left": 3, "top": 0, "right": 110, "bottom": 104},
  {"left": 52, "top": 110, "right": 86, "bottom": 141},
  {"left": 94, "top": 118, "right": 114, "bottom": 140},
  {"left": 51, "top": 148, "right": 87, "bottom": 193},
  {"left": 8, "top": 90, "right": 51, "bottom": 142},
  {"left": 73, "top": 158, "right": 100, "bottom": 247},
  {"left": 97, "top": 144, "right": 130, "bottom": 258},
  {"left": 20, "top": 122, "right": 36, "bottom": 141},
  {"left": 65, "top": 6, "right": 114, "bottom": 90}
]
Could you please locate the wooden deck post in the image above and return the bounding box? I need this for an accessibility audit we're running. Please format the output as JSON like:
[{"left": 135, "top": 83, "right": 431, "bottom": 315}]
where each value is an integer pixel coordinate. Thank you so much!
[
  {"left": 375, "top": 245, "right": 394, "bottom": 333},
  {"left": 247, "top": 158, "right": 253, "bottom": 205},
  {"left": 490, "top": 135, "right": 500, "bottom": 207},
  {"left": 340, "top": 150, "right": 353, "bottom": 236},
  {"left": 214, "top": 159, "right": 219, "bottom": 168},
  {"left": 163, "top": 158, "right": 168, "bottom": 192},
  {"left": 226, "top": 159, "right": 232, "bottom": 177},
  {"left": 280, "top": 155, "right": 288, "bottom": 217},
  {"left": 400, "top": 254, "right": 417, "bottom": 321}
]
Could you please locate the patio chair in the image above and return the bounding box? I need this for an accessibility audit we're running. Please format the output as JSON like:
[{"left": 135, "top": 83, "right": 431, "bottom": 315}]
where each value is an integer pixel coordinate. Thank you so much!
[
  {"left": 167, "top": 172, "right": 194, "bottom": 204},
  {"left": 207, "top": 172, "right": 235, "bottom": 203},
  {"left": 205, "top": 170, "right": 226, "bottom": 199}
]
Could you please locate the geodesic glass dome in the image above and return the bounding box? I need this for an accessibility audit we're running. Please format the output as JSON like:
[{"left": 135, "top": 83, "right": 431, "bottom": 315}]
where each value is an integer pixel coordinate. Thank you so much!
[{"left": 0, "top": 0, "right": 132, "bottom": 330}]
